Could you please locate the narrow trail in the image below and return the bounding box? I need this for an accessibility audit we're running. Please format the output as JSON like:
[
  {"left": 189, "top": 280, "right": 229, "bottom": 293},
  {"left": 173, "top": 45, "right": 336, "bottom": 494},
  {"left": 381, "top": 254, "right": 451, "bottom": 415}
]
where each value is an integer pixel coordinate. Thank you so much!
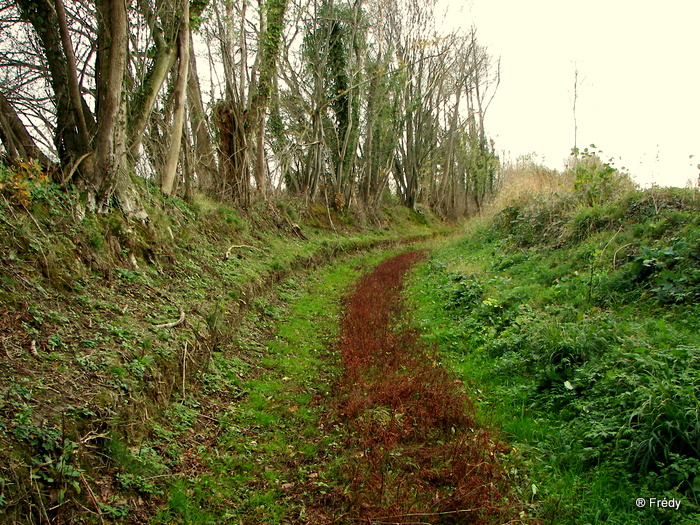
[{"left": 325, "top": 250, "right": 522, "bottom": 524}]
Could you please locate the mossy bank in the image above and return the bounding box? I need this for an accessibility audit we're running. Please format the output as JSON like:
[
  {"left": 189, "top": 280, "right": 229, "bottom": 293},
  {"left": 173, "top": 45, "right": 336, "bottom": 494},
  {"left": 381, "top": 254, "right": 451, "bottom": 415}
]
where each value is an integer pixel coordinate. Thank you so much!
[{"left": 0, "top": 178, "right": 447, "bottom": 524}]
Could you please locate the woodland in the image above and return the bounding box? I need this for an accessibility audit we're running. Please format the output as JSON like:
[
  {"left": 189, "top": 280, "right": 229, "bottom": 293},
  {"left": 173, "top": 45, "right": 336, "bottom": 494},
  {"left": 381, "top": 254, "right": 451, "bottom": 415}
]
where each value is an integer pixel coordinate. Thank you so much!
[{"left": 0, "top": 0, "right": 499, "bottom": 219}]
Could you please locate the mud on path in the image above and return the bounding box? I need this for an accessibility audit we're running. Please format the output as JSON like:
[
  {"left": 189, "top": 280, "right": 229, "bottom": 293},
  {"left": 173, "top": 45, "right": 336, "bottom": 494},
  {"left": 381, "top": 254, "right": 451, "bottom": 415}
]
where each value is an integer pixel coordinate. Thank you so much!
[{"left": 320, "top": 250, "right": 525, "bottom": 524}]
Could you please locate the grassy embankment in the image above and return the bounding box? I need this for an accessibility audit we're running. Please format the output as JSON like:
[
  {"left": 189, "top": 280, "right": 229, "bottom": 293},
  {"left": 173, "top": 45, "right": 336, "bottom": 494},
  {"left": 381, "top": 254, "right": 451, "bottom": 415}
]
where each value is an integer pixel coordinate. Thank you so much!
[
  {"left": 0, "top": 161, "right": 448, "bottom": 523},
  {"left": 408, "top": 159, "right": 700, "bottom": 524}
]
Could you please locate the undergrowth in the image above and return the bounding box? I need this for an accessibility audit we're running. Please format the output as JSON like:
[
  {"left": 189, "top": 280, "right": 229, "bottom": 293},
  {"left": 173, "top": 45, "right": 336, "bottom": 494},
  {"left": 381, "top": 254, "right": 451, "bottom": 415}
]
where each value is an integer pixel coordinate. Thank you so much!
[
  {"left": 149, "top": 249, "right": 393, "bottom": 524},
  {"left": 0, "top": 161, "right": 446, "bottom": 524},
  {"left": 409, "top": 182, "right": 700, "bottom": 524}
]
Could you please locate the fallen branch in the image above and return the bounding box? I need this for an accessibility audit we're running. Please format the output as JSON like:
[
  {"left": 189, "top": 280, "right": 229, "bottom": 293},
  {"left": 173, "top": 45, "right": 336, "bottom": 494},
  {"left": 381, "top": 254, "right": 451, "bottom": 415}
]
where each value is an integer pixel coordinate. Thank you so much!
[
  {"left": 153, "top": 309, "right": 185, "bottom": 329},
  {"left": 78, "top": 472, "right": 106, "bottom": 525}
]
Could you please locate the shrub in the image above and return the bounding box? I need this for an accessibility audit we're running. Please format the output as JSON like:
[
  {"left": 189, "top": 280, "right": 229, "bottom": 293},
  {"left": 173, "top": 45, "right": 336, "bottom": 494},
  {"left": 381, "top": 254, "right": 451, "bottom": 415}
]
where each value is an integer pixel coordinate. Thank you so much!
[
  {"left": 629, "top": 241, "right": 700, "bottom": 304},
  {"left": 0, "top": 159, "right": 54, "bottom": 206},
  {"left": 569, "top": 146, "right": 635, "bottom": 207}
]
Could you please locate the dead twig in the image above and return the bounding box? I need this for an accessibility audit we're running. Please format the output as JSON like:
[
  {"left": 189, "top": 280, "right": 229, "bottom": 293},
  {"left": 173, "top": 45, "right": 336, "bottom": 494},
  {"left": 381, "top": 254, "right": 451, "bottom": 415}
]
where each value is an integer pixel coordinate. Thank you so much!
[
  {"left": 600, "top": 226, "right": 623, "bottom": 257},
  {"left": 153, "top": 309, "right": 185, "bottom": 329},
  {"left": 197, "top": 412, "right": 219, "bottom": 424},
  {"left": 30, "top": 468, "right": 51, "bottom": 525},
  {"left": 613, "top": 243, "right": 633, "bottom": 269},
  {"left": 181, "top": 342, "right": 187, "bottom": 399},
  {"left": 78, "top": 472, "right": 106, "bottom": 525}
]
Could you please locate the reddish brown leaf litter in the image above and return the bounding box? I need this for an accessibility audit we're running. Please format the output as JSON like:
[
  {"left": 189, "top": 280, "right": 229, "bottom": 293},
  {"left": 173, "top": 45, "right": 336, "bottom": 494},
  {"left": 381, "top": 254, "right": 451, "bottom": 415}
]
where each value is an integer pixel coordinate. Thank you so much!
[{"left": 326, "top": 250, "right": 530, "bottom": 524}]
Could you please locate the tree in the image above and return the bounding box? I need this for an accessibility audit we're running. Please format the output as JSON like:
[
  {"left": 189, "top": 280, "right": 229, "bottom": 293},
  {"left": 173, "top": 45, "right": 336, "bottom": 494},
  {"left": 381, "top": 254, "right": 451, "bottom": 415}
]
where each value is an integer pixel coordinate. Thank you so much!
[
  {"left": 14, "top": 0, "right": 92, "bottom": 164},
  {"left": 127, "top": 0, "right": 180, "bottom": 160},
  {"left": 1, "top": 0, "right": 500, "bottom": 218},
  {"left": 186, "top": 28, "right": 218, "bottom": 194},
  {"left": 208, "top": 0, "right": 288, "bottom": 204},
  {"left": 161, "top": 0, "right": 190, "bottom": 196},
  {"left": 249, "top": 0, "right": 288, "bottom": 196},
  {"left": 0, "top": 89, "right": 50, "bottom": 164},
  {"left": 91, "top": 0, "right": 147, "bottom": 218}
]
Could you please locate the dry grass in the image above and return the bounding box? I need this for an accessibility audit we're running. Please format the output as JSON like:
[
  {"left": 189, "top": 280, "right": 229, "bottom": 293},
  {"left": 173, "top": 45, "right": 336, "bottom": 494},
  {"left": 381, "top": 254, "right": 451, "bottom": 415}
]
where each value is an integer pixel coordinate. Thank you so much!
[{"left": 486, "top": 156, "right": 575, "bottom": 216}]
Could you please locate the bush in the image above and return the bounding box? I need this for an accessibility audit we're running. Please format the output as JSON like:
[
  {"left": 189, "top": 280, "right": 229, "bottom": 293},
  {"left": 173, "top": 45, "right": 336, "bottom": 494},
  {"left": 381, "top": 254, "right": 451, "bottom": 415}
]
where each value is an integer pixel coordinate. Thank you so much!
[
  {"left": 569, "top": 146, "right": 635, "bottom": 207},
  {"left": 0, "top": 159, "right": 55, "bottom": 206},
  {"left": 629, "top": 240, "right": 700, "bottom": 304}
]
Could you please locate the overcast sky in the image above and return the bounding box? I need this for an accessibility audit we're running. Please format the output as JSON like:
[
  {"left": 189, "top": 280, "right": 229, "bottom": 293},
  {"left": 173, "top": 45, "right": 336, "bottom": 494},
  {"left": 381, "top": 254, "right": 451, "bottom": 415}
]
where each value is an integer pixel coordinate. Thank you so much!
[{"left": 438, "top": 0, "right": 700, "bottom": 188}]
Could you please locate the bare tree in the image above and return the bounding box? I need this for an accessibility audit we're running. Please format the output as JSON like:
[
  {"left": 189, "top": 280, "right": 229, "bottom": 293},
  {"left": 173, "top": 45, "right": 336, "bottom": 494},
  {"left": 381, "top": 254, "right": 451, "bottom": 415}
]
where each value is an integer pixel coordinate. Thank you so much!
[
  {"left": 161, "top": 0, "right": 190, "bottom": 196},
  {"left": 187, "top": 29, "right": 218, "bottom": 194}
]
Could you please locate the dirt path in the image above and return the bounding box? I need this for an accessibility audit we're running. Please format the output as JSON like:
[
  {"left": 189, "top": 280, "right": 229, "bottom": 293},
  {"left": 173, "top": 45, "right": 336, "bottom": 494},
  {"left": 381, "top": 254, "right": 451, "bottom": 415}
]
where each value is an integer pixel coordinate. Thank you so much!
[{"left": 321, "top": 250, "right": 523, "bottom": 524}]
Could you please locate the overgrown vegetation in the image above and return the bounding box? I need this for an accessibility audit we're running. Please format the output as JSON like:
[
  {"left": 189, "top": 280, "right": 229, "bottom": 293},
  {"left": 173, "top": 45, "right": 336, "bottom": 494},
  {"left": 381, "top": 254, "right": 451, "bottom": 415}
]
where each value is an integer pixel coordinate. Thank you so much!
[
  {"left": 0, "top": 162, "right": 446, "bottom": 523},
  {"left": 148, "top": 249, "right": 394, "bottom": 524},
  {"left": 4, "top": 143, "right": 700, "bottom": 524},
  {"left": 409, "top": 153, "right": 700, "bottom": 524}
]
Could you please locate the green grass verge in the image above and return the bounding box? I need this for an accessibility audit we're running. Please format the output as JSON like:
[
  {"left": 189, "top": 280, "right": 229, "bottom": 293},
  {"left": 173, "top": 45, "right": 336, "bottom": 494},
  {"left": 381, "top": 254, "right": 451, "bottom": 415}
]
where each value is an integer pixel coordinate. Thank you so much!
[
  {"left": 149, "top": 248, "right": 396, "bottom": 524},
  {"left": 406, "top": 189, "right": 700, "bottom": 525}
]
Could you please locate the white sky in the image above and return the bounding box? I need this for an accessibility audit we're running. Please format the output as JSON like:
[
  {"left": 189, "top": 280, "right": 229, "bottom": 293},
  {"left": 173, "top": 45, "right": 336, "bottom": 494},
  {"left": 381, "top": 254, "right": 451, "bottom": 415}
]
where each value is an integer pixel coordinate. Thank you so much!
[{"left": 438, "top": 0, "right": 700, "bottom": 188}]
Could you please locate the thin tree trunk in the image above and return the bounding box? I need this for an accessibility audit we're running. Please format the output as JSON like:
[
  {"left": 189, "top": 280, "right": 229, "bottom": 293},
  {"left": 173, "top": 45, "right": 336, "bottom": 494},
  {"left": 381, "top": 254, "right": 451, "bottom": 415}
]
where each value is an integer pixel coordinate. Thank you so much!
[
  {"left": 55, "top": 0, "right": 90, "bottom": 149},
  {"left": 162, "top": 0, "right": 190, "bottom": 196},
  {"left": 186, "top": 29, "right": 218, "bottom": 193},
  {"left": 128, "top": 0, "right": 178, "bottom": 158},
  {"left": 255, "top": 116, "right": 266, "bottom": 193},
  {"left": 92, "top": 0, "right": 146, "bottom": 220}
]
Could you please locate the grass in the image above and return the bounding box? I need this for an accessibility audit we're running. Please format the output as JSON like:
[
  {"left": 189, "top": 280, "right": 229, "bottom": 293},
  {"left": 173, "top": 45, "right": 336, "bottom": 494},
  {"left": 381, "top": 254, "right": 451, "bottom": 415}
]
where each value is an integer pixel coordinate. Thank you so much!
[
  {"left": 406, "top": 188, "right": 700, "bottom": 524},
  {"left": 149, "top": 248, "right": 396, "bottom": 524},
  {"left": 0, "top": 170, "right": 450, "bottom": 524}
]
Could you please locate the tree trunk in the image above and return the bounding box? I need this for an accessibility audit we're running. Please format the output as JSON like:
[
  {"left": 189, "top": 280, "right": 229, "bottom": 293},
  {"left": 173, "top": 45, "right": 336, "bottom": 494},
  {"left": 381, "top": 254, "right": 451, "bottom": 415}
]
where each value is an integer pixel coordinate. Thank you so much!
[
  {"left": 213, "top": 101, "right": 250, "bottom": 205},
  {"left": 249, "top": 0, "right": 288, "bottom": 197},
  {"left": 92, "top": 0, "right": 147, "bottom": 220},
  {"left": 0, "top": 90, "right": 50, "bottom": 165},
  {"left": 186, "top": 29, "right": 218, "bottom": 194},
  {"left": 54, "top": 0, "right": 90, "bottom": 149},
  {"left": 127, "top": 0, "right": 179, "bottom": 159},
  {"left": 161, "top": 0, "right": 190, "bottom": 197}
]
